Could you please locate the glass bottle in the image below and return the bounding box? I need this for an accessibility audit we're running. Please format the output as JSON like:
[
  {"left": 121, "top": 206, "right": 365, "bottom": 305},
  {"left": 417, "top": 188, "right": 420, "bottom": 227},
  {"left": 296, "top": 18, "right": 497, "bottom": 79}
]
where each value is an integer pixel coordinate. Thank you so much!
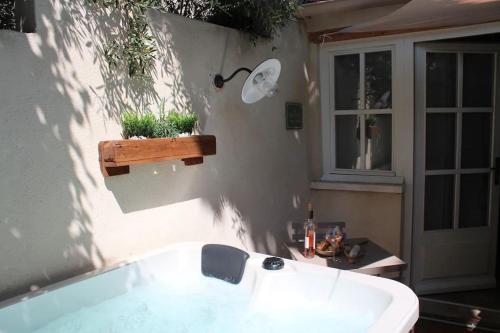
[{"left": 303, "top": 203, "right": 316, "bottom": 258}]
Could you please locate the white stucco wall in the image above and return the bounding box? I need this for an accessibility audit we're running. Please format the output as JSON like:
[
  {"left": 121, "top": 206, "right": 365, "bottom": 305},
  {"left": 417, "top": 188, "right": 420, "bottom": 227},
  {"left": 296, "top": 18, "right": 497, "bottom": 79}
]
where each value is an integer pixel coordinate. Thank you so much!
[{"left": 0, "top": 1, "right": 311, "bottom": 300}]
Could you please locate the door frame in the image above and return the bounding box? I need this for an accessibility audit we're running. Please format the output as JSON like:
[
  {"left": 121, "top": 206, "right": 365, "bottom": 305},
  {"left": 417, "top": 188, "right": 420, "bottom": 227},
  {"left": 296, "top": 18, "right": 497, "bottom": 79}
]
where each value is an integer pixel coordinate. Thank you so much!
[{"left": 412, "top": 42, "right": 500, "bottom": 294}]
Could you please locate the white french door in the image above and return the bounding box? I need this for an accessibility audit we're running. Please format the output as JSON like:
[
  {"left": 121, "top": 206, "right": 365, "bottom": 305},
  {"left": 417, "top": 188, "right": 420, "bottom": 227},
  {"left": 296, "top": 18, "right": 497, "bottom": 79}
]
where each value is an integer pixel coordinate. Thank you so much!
[{"left": 413, "top": 43, "right": 500, "bottom": 295}]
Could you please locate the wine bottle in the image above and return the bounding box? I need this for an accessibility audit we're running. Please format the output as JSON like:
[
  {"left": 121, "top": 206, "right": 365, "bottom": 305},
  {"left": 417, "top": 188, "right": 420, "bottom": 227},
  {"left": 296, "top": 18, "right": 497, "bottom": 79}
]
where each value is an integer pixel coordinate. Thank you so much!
[{"left": 303, "top": 203, "right": 316, "bottom": 258}]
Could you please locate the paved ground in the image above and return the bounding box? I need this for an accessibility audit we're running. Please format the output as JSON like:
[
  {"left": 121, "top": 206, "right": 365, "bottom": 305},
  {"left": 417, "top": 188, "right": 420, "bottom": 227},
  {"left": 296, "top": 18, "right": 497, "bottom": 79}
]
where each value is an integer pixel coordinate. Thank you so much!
[
  {"left": 428, "top": 288, "right": 500, "bottom": 310},
  {"left": 415, "top": 319, "right": 488, "bottom": 333}
]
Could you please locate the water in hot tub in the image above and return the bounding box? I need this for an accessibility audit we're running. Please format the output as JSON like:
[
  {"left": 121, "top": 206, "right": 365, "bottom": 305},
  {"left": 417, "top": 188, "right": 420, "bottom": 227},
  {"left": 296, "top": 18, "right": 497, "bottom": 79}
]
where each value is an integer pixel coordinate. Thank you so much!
[{"left": 32, "top": 278, "right": 373, "bottom": 333}]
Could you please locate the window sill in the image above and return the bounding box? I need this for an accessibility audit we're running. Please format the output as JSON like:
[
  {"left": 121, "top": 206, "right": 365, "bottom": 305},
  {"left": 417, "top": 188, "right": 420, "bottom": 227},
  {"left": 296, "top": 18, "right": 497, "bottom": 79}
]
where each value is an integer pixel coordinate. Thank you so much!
[
  {"left": 321, "top": 173, "right": 404, "bottom": 185},
  {"left": 311, "top": 181, "right": 404, "bottom": 194}
]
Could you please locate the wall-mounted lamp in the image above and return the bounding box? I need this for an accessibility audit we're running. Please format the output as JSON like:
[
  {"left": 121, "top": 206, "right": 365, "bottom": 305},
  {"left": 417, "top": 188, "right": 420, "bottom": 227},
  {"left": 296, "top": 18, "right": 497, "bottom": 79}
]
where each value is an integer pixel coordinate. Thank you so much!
[{"left": 214, "top": 59, "right": 281, "bottom": 104}]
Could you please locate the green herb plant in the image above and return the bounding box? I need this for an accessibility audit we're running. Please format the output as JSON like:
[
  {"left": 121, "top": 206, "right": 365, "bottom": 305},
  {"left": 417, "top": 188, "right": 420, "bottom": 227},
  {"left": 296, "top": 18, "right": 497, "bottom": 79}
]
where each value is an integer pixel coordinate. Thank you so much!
[
  {"left": 166, "top": 112, "right": 198, "bottom": 135},
  {"left": 121, "top": 108, "right": 198, "bottom": 139},
  {"left": 121, "top": 109, "right": 156, "bottom": 138},
  {"left": 153, "top": 113, "right": 180, "bottom": 138},
  {"left": 152, "top": 98, "right": 180, "bottom": 138}
]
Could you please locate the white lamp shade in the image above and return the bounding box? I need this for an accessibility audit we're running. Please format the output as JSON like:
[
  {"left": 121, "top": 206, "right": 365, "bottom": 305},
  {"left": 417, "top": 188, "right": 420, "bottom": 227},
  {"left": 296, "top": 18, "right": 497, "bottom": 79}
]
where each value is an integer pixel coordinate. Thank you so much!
[{"left": 241, "top": 59, "right": 281, "bottom": 104}]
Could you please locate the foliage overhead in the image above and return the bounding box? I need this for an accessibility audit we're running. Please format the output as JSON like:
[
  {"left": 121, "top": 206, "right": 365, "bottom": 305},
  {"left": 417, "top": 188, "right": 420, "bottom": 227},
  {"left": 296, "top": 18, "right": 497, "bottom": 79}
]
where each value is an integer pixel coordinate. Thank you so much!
[
  {"left": 166, "top": 0, "right": 300, "bottom": 40},
  {"left": 162, "top": 0, "right": 213, "bottom": 21},
  {"left": 89, "top": 0, "right": 299, "bottom": 79},
  {"left": 213, "top": 0, "right": 300, "bottom": 40},
  {"left": 0, "top": 0, "right": 15, "bottom": 31}
]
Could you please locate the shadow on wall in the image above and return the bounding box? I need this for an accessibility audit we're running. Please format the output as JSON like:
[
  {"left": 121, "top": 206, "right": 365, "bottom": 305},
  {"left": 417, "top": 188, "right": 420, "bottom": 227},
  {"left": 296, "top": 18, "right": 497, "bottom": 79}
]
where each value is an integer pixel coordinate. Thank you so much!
[
  {"left": 0, "top": 1, "right": 103, "bottom": 300},
  {"left": 0, "top": 1, "right": 310, "bottom": 301},
  {"left": 102, "top": 10, "right": 311, "bottom": 254}
]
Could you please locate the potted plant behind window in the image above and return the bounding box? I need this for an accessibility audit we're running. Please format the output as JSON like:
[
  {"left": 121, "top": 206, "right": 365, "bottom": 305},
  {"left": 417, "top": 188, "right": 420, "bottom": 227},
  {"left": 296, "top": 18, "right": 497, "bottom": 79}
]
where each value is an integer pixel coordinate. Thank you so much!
[
  {"left": 365, "top": 116, "right": 380, "bottom": 139},
  {"left": 99, "top": 104, "right": 216, "bottom": 177},
  {"left": 356, "top": 116, "right": 381, "bottom": 140}
]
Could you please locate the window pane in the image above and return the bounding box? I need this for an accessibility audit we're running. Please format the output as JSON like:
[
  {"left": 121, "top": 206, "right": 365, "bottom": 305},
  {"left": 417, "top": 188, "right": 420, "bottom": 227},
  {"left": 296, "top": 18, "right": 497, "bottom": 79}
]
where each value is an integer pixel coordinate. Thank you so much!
[
  {"left": 426, "top": 53, "right": 457, "bottom": 108},
  {"left": 336, "top": 115, "right": 361, "bottom": 169},
  {"left": 334, "top": 54, "right": 360, "bottom": 110},
  {"left": 461, "top": 113, "right": 491, "bottom": 169},
  {"left": 425, "top": 175, "right": 455, "bottom": 231},
  {"left": 463, "top": 53, "right": 494, "bottom": 107},
  {"left": 426, "top": 113, "right": 456, "bottom": 170},
  {"left": 365, "top": 114, "right": 392, "bottom": 170},
  {"left": 459, "top": 173, "right": 490, "bottom": 228},
  {"left": 365, "top": 51, "right": 392, "bottom": 109}
]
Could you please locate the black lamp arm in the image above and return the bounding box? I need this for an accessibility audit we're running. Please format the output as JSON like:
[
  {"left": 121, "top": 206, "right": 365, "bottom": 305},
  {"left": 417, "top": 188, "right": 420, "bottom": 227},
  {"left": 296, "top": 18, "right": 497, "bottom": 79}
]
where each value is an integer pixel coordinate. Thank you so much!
[{"left": 214, "top": 67, "right": 252, "bottom": 88}]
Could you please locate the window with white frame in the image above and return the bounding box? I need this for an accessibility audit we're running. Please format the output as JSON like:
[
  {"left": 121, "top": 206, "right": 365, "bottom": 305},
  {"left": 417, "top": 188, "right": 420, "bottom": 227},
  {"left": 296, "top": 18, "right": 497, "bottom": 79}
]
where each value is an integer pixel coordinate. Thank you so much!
[{"left": 329, "top": 48, "right": 394, "bottom": 177}]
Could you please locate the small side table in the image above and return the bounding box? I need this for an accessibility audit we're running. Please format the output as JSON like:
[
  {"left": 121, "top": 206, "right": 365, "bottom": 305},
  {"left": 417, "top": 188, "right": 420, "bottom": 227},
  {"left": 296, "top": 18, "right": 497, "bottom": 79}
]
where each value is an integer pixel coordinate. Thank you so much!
[{"left": 284, "top": 238, "right": 406, "bottom": 277}]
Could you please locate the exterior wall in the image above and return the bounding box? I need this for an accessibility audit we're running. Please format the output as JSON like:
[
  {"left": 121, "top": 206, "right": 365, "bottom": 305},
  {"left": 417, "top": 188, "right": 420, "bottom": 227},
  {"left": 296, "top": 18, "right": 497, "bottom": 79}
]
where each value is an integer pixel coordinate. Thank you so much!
[
  {"left": 305, "top": 1, "right": 413, "bottom": 255},
  {"left": 311, "top": 189, "right": 401, "bottom": 256},
  {"left": 304, "top": 38, "right": 402, "bottom": 256},
  {"left": 0, "top": 1, "right": 311, "bottom": 300},
  {"left": 306, "top": 38, "right": 405, "bottom": 262}
]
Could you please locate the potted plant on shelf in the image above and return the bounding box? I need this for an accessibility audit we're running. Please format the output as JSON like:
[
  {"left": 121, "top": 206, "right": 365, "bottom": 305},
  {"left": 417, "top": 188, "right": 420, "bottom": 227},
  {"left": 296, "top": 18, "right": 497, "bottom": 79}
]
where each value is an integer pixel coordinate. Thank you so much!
[
  {"left": 98, "top": 106, "right": 216, "bottom": 177},
  {"left": 121, "top": 110, "right": 198, "bottom": 139}
]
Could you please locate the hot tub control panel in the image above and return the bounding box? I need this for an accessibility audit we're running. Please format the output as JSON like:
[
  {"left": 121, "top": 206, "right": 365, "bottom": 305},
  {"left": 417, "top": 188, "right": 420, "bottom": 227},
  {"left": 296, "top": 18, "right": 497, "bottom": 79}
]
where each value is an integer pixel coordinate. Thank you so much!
[{"left": 262, "top": 257, "right": 284, "bottom": 270}]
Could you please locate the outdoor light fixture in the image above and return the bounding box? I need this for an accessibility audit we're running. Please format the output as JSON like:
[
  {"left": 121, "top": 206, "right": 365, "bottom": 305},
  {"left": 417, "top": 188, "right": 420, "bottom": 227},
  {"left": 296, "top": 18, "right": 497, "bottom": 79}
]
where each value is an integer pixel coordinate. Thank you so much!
[{"left": 213, "top": 58, "right": 281, "bottom": 104}]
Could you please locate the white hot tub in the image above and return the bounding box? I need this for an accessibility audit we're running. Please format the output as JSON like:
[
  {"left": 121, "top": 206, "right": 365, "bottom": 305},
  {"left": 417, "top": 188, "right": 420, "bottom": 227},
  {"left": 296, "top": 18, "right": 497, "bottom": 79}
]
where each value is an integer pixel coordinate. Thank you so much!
[{"left": 0, "top": 242, "right": 418, "bottom": 333}]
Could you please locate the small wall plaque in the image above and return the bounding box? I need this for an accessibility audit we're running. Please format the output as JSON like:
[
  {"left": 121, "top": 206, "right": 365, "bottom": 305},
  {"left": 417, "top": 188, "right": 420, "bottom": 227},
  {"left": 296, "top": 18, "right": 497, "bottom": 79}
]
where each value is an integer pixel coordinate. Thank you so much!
[{"left": 286, "top": 102, "right": 303, "bottom": 130}]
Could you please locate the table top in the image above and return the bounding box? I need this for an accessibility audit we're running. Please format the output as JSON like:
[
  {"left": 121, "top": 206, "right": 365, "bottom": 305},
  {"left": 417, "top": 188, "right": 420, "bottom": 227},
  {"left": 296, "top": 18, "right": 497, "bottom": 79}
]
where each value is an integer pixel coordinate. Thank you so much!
[{"left": 284, "top": 238, "right": 405, "bottom": 276}]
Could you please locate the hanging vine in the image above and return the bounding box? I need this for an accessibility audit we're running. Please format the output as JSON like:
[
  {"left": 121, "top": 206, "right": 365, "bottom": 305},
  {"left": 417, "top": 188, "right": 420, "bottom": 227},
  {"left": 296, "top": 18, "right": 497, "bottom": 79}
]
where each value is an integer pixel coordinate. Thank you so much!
[
  {"left": 88, "top": 0, "right": 161, "bottom": 80},
  {"left": 88, "top": 0, "right": 299, "bottom": 79}
]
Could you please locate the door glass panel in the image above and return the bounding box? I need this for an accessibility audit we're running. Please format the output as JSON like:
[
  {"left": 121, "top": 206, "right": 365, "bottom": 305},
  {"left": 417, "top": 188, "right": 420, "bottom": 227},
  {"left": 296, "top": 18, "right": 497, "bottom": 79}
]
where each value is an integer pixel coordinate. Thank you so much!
[
  {"left": 426, "top": 113, "right": 456, "bottom": 170},
  {"left": 334, "top": 54, "right": 360, "bottom": 110},
  {"left": 461, "top": 113, "right": 492, "bottom": 169},
  {"left": 459, "top": 173, "right": 490, "bottom": 228},
  {"left": 365, "top": 51, "right": 392, "bottom": 109},
  {"left": 426, "top": 53, "right": 457, "bottom": 108},
  {"left": 336, "top": 115, "right": 361, "bottom": 169},
  {"left": 425, "top": 175, "right": 455, "bottom": 231},
  {"left": 463, "top": 53, "right": 494, "bottom": 108},
  {"left": 365, "top": 114, "right": 392, "bottom": 170}
]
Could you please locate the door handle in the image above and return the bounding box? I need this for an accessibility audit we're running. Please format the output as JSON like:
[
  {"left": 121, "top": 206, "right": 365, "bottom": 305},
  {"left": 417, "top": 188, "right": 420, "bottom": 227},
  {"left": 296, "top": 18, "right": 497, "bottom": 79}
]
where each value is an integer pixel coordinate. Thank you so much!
[{"left": 491, "top": 157, "right": 500, "bottom": 185}]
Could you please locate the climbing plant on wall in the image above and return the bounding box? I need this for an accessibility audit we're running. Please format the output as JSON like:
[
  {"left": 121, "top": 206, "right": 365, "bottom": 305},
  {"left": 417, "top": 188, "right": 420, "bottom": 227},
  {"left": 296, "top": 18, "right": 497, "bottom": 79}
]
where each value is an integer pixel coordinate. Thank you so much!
[
  {"left": 0, "top": 0, "right": 15, "bottom": 30},
  {"left": 89, "top": 0, "right": 299, "bottom": 79}
]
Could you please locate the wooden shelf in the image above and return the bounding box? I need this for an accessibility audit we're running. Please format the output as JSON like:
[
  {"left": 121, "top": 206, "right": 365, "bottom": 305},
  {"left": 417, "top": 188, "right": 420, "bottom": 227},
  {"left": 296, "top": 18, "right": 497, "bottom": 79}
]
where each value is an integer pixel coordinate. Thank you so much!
[{"left": 98, "top": 135, "right": 216, "bottom": 177}]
